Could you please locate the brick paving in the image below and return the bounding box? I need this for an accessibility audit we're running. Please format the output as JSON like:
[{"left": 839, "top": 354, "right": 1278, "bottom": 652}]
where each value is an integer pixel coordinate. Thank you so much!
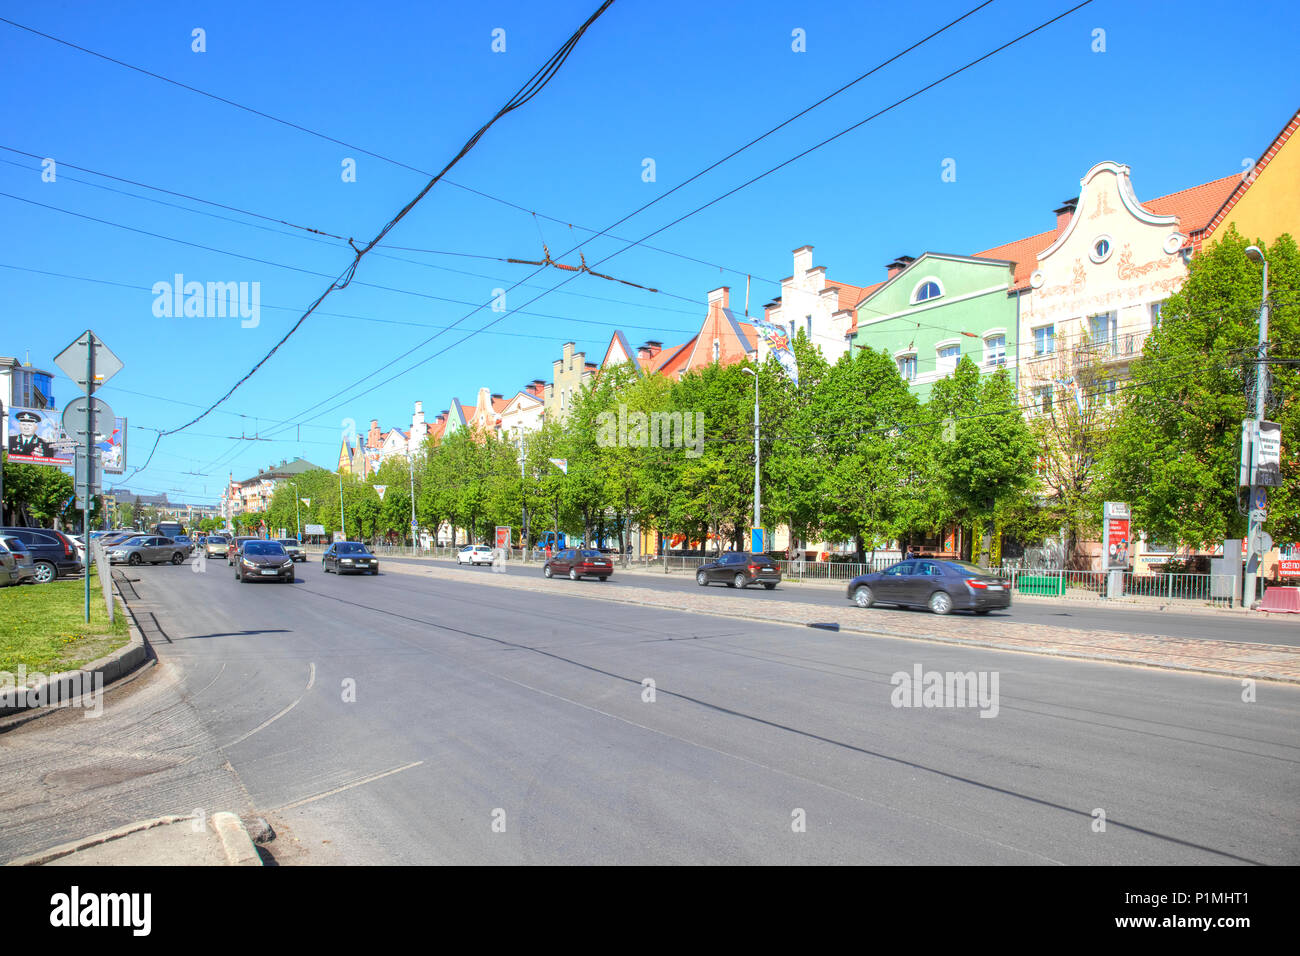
[{"left": 379, "top": 560, "right": 1300, "bottom": 684}]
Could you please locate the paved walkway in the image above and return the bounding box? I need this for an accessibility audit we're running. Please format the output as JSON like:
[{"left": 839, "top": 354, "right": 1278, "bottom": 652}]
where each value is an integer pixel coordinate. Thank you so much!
[{"left": 380, "top": 561, "right": 1300, "bottom": 683}]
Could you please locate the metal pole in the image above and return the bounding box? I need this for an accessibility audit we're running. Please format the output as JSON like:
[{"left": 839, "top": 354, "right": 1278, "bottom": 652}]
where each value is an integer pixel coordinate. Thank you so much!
[
  {"left": 1244, "top": 252, "right": 1269, "bottom": 608},
  {"left": 84, "top": 332, "right": 94, "bottom": 623},
  {"left": 519, "top": 441, "right": 527, "bottom": 560},
  {"left": 339, "top": 473, "right": 346, "bottom": 539},
  {"left": 293, "top": 482, "right": 301, "bottom": 539},
  {"left": 409, "top": 454, "right": 417, "bottom": 548},
  {"left": 753, "top": 369, "right": 761, "bottom": 542}
]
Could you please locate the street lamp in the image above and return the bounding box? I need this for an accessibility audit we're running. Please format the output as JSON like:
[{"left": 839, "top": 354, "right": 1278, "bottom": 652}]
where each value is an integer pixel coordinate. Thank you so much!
[
  {"left": 339, "top": 473, "right": 346, "bottom": 540},
  {"left": 1243, "top": 245, "right": 1270, "bottom": 607},
  {"left": 742, "top": 366, "right": 761, "bottom": 550},
  {"left": 287, "top": 481, "right": 302, "bottom": 540},
  {"left": 408, "top": 453, "right": 418, "bottom": 549}
]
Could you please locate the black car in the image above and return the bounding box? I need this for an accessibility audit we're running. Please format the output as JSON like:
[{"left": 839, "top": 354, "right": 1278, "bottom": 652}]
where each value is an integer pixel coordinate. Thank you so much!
[
  {"left": 278, "top": 539, "right": 306, "bottom": 562},
  {"left": 0, "top": 526, "right": 84, "bottom": 584},
  {"left": 846, "top": 559, "right": 1011, "bottom": 615},
  {"left": 235, "top": 540, "right": 296, "bottom": 583},
  {"left": 322, "top": 542, "right": 378, "bottom": 575},
  {"left": 695, "top": 551, "right": 782, "bottom": 589}
]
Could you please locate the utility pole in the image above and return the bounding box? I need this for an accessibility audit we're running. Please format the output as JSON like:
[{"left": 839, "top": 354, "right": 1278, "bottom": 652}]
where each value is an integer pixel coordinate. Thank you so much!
[
  {"left": 339, "top": 473, "right": 346, "bottom": 540},
  {"left": 1243, "top": 246, "right": 1270, "bottom": 608},
  {"left": 742, "top": 366, "right": 760, "bottom": 549},
  {"left": 408, "top": 453, "right": 417, "bottom": 548}
]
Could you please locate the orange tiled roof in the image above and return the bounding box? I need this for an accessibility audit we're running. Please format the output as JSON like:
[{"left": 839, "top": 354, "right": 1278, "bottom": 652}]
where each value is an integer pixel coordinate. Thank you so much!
[
  {"left": 972, "top": 228, "right": 1058, "bottom": 290},
  {"left": 492, "top": 396, "right": 509, "bottom": 413},
  {"left": 826, "top": 280, "right": 866, "bottom": 313},
  {"left": 847, "top": 280, "right": 886, "bottom": 333},
  {"left": 657, "top": 336, "right": 697, "bottom": 377},
  {"left": 1143, "top": 174, "right": 1240, "bottom": 237}
]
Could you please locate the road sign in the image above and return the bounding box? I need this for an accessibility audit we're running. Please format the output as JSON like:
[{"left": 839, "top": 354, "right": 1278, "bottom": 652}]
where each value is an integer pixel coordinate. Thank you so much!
[
  {"left": 74, "top": 448, "right": 102, "bottom": 494},
  {"left": 410, "top": 520, "right": 419, "bottom": 530},
  {"left": 54, "top": 330, "right": 123, "bottom": 393},
  {"left": 62, "top": 396, "right": 114, "bottom": 442},
  {"left": 374, "top": 485, "right": 387, "bottom": 500},
  {"left": 1253, "top": 486, "right": 1268, "bottom": 510},
  {"left": 751, "top": 527, "right": 765, "bottom": 554},
  {"left": 549, "top": 458, "right": 568, "bottom": 474}
]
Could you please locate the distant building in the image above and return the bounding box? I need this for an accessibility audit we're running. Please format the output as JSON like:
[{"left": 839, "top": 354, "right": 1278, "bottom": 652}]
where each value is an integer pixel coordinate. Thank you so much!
[{"left": 221, "top": 458, "right": 322, "bottom": 518}]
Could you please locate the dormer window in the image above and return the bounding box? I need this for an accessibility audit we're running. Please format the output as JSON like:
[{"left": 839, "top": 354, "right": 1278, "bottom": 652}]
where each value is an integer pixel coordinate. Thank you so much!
[{"left": 912, "top": 279, "right": 943, "bottom": 304}]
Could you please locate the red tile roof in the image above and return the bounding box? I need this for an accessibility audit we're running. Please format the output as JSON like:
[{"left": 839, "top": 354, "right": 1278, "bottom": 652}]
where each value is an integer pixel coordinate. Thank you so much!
[
  {"left": 1143, "top": 174, "right": 1240, "bottom": 237},
  {"left": 972, "top": 228, "right": 1058, "bottom": 291}
]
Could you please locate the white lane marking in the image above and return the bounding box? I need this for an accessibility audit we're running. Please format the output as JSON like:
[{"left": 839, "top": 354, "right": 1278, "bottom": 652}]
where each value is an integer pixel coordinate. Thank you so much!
[
  {"left": 222, "top": 662, "right": 316, "bottom": 749},
  {"left": 272, "top": 760, "right": 425, "bottom": 812}
]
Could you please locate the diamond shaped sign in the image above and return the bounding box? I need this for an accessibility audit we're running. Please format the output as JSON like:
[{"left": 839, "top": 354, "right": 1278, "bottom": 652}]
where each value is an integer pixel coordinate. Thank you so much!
[{"left": 54, "top": 330, "right": 123, "bottom": 394}]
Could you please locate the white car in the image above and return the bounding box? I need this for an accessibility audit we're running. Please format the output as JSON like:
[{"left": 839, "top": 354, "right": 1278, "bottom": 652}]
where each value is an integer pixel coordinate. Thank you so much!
[{"left": 457, "top": 544, "right": 494, "bottom": 566}]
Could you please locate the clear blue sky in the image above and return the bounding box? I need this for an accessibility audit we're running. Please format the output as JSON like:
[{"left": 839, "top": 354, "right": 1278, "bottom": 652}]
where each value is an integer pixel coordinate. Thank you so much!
[{"left": 1, "top": 0, "right": 1295, "bottom": 503}]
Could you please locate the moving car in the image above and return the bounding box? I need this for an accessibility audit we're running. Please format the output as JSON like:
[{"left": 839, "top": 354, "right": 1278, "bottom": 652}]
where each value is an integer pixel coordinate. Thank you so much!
[
  {"left": 227, "top": 536, "right": 258, "bottom": 566},
  {"left": 204, "top": 536, "right": 230, "bottom": 558},
  {"left": 544, "top": 548, "right": 613, "bottom": 581},
  {"left": 0, "top": 527, "right": 84, "bottom": 583},
  {"left": 107, "top": 536, "right": 189, "bottom": 566},
  {"left": 0, "top": 536, "right": 37, "bottom": 586},
  {"left": 322, "top": 542, "right": 378, "bottom": 575},
  {"left": 236, "top": 540, "right": 296, "bottom": 583},
  {"left": 278, "top": 539, "right": 306, "bottom": 562},
  {"left": 846, "top": 559, "right": 1011, "bottom": 615},
  {"left": 695, "top": 552, "right": 781, "bottom": 589},
  {"left": 457, "top": 544, "right": 494, "bottom": 566}
]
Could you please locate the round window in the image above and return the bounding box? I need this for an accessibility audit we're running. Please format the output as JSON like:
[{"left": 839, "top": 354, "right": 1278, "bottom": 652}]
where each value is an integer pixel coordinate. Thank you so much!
[{"left": 1089, "top": 236, "right": 1113, "bottom": 263}]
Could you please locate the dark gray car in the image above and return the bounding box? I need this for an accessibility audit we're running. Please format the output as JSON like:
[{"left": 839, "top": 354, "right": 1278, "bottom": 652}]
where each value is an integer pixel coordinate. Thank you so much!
[
  {"left": 107, "top": 536, "right": 188, "bottom": 566},
  {"left": 695, "top": 552, "right": 782, "bottom": 589},
  {"left": 847, "top": 559, "right": 1011, "bottom": 615}
]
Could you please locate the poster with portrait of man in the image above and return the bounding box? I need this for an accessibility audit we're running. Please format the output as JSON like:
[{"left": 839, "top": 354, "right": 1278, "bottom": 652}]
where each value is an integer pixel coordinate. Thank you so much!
[{"left": 4, "top": 407, "right": 72, "bottom": 466}]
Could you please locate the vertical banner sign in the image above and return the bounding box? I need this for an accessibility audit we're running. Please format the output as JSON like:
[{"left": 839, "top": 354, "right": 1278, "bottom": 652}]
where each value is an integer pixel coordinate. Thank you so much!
[
  {"left": 495, "top": 526, "right": 511, "bottom": 550},
  {"left": 1252, "top": 421, "right": 1282, "bottom": 487},
  {"left": 751, "top": 528, "right": 765, "bottom": 554},
  {"left": 1103, "top": 501, "right": 1131, "bottom": 570}
]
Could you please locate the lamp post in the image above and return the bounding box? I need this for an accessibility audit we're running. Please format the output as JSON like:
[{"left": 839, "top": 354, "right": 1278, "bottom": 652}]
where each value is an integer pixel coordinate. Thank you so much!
[
  {"left": 287, "top": 481, "right": 302, "bottom": 540},
  {"left": 742, "top": 366, "right": 761, "bottom": 549},
  {"left": 1243, "top": 245, "right": 1270, "bottom": 608},
  {"left": 408, "top": 453, "right": 418, "bottom": 549},
  {"left": 339, "top": 473, "right": 346, "bottom": 540}
]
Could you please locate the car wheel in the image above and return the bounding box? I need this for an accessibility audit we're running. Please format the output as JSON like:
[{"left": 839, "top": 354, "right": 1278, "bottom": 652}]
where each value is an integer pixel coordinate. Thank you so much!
[
  {"left": 854, "top": 585, "right": 874, "bottom": 608},
  {"left": 128, "top": 553, "right": 142, "bottom": 567},
  {"left": 696, "top": 571, "right": 708, "bottom": 587},
  {"left": 544, "top": 565, "right": 553, "bottom": 578},
  {"left": 171, "top": 552, "right": 184, "bottom": 565},
  {"left": 569, "top": 568, "right": 579, "bottom": 581},
  {"left": 928, "top": 590, "right": 953, "bottom": 615},
  {"left": 237, "top": 569, "right": 246, "bottom": 583},
  {"left": 733, "top": 572, "right": 747, "bottom": 589},
  {"left": 33, "top": 561, "right": 56, "bottom": 584},
  {"left": 323, "top": 561, "right": 330, "bottom": 573},
  {"left": 370, "top": 568, "right": 378, "bottom": 576}
]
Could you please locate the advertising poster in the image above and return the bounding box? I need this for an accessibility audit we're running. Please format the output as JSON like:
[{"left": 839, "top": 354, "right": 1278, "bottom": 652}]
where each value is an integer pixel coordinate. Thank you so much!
[
  {"left": 1104, "top": 501, "right": 1131, "bottom": 570},
  {"left": 99, "top": 416, "right": 127, "bottom": 474},
  {"left": 4, "top": 407, "right": 72, "bottom": 465},
  {"left": 495, "top": 526, "right": 511, "bottom": 550}
]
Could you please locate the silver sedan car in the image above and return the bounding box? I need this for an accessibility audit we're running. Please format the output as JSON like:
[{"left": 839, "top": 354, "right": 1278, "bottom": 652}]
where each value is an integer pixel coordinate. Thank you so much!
[{"left": 107, "top": 535, "right": 190, "bottom": 566}]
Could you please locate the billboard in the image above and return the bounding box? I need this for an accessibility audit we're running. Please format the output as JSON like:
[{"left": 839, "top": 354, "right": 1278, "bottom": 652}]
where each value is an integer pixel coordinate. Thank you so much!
[
  {"left": 3, "top": 406, "right": 126, "bottom": 473},
  {"left": 1103, "top": 501, "right": 1131, "bottom": 570}
]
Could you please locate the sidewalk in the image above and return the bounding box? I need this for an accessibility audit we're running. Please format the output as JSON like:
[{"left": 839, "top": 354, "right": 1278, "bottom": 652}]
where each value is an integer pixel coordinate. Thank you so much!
[
  {"left": 380, "top": 559, "right": 1300, "bottom": 683},
  {"left": 7, "top": 813, "right": 261, "bottom": 867}
]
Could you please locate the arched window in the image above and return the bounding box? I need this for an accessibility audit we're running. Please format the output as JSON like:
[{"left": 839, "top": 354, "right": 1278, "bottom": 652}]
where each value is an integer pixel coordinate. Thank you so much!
[
  {"left": 712, "top": 339, "right": 720, "bottom": 362},
  {"left": 912, "top": 279, "right": 943, "bottom": 303}
]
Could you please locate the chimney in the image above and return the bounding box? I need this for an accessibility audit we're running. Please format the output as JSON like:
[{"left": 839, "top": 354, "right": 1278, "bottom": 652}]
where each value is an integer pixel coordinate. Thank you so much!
[
  {"left": 368, "top": 420, "right": 381, "bottom": 447},
  {"left": 637, "top": 340, "right": 663, "bottom": 363},
  {"left": 527, "top": 379, "right": 546, "bottom": 398},
  {"left": 707, "top": 286, "right": 730, "bottom": 307},
  {"left": 886, "top": 255, "right": 916, "bottom": 279},
  {"left": 492, "top": 393, "right": 503, "bottom": 402},
  {"left": 792, "top": 245, "right": 814, "bottom": 275},
  {"left": 1054, "top": 197, "right": 1078, "bottom": 233}
]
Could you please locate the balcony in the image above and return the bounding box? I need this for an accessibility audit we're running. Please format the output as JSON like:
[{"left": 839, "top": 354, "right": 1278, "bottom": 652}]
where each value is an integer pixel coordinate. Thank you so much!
[{"left": 1024, "top": 328, "right": 1150, "bottom": 367}]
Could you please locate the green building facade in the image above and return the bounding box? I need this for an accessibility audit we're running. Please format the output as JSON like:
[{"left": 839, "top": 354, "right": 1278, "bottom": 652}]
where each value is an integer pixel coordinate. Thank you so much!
[{"left": 850, "top": 253, "right": 1020, "bottom": 400}]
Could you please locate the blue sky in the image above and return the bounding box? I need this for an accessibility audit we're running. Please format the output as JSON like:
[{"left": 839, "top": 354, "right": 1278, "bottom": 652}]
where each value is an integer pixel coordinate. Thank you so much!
[{"left": 1, "top": 0, "right": 1296, "bottom": 503}]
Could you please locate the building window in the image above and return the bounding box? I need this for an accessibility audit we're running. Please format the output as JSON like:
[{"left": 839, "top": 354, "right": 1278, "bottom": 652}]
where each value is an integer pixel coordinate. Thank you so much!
[
  {"left": 1150, "top": 300, "right": 1166, "bottom": 328},
  {"left": 712, "top": 339, "right": 720, "bottom": 362},
  {"left": 912, "top": 279, "right": 943, "bottom": 303},
  {"left": 1033, "top": 385, "right": 1053, "bottom": 414},
  {"left": 1088, "top": 312, "right": 1116, "bottom": 355},
  {"left": 984, "top": 334, "right": 1006, "bottom": 367},
  {"left": 897, "top": 355, "right": 917, "bottom": 381},
  {"left": 1033, "top": 325, "right": 1055, "bottom": 356},
  {"left": 788, "top": 320, "right": 796, "bottom": 341},
  {"left": 1090, "top": 236, "right": 1113, "bottom": 263},
  {"left": 805, "top": 315, "right": 812, "bottom": 337},
  {"left": 936, "top": 344, "right": 961, "bottom": 376}
]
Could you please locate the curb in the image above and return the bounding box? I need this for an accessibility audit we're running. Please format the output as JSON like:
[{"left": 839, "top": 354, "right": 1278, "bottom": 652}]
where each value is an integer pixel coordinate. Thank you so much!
[
  {"left": 0, "top": 575, "right": 147, "bottom": 724},
  {"left": 6, "top": 813, "right": 263, "bottom": 866},
  {"left": 6, "top": 815, "right": 190, "bottom": 866},
  {"left": 211, "top": 812, "right": 262, "bottom": 866}
]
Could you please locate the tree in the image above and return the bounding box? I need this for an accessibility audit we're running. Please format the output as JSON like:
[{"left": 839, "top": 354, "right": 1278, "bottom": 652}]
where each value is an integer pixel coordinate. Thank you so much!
[{"left": 1103, "top": 229, "right": 1299, "bottom": 548}]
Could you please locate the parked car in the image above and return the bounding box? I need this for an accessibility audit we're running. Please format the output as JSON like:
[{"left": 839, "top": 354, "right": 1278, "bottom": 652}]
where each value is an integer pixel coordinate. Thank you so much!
[
  {"left": 0, "top": 527, "right": 84, "bottom": 583},
  {"left": 322, "top": 542, "right": 378, "bottom": 575},
  {"left": 695, "top": 552, "right": 782, "bottom": 589},
  {"left": 457, "top": 544, "right": 495, "bottom": 566},
  {"left": 227, "top": 536, "right": 259, "bottom": 566},
  {"left": 204, "top": 536, "right": 230, "bottom": 558},
  {"left": 846, "top": 559, "right": 1011, "bottom": 615},
  {"left": 0, "top": 536, "right": 37, "bottom": 586},
  {"left": 235, "top": 540, "right": 296, "bottom": 583},
  {"left": 106, "top": 536, "right": 189, "bottom": 566},
  {"left": 544, "top": 548, "right": 613, "bottom": 581},
  {"left": 278, "top": 539, "right": 306, "bottom": 562}
]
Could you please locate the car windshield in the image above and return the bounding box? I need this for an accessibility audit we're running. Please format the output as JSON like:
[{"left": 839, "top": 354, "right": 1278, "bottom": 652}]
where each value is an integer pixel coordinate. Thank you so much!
[
  {"left": 244, "top": 542, "right": 286, "bottom": 556},
  {"left": 579, "top": 550, "right": 602, "bottom": 558},
  {"left": 337, "top": 543, "right": 366, "bottom": 554}
]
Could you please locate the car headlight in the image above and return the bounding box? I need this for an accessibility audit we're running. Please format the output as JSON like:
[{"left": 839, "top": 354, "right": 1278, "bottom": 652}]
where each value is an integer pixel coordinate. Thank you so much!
[
  {"left": 341, "top": 558, "right": 354, "bottom": 563},
  {"left": 241, "top": 558, "right": 256, "bottom": 567},
  {"left": 281, "top": 560, "right": 292, "bottom": 568}
]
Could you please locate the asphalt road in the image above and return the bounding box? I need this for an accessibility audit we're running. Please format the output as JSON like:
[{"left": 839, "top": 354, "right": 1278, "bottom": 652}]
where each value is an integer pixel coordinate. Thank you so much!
[
  {"left": 385, "top": 553, "right": 1300, "bottom": 646},
  {"left": 3, "top": 558, "right": 1296, "bottom": 865}
]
